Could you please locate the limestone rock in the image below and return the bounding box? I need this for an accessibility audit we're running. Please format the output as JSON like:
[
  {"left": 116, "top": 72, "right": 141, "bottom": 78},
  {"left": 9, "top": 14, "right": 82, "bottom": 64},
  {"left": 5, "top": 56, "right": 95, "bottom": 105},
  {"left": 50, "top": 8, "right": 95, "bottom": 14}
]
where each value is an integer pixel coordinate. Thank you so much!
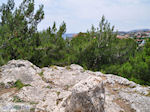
[
  {"left": 0, "top": 60, "right": 150, "bottom": 112},
  {"left": 0, "top": 60, "right": 41, "bottom": 85},
  {"left": 63, "top": 76, "right": 105, "bottom": 112}
]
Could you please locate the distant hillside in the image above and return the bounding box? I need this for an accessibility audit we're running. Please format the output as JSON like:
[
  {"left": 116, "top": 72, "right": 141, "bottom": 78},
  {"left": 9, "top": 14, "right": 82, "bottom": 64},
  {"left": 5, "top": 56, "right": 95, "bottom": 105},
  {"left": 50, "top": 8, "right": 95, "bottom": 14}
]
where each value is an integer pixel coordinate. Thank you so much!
[
  {"left": 62, "top": 33, "right": 77, "bottom": 39},
  {"left": 63, "top": 29, "right": 150, "bottom": 39},
  {"left": 128, "top": 29, "right": 150, "bottom": 33},
  {"left": 118, "top": 29, "right": 150, "bottom": 33}
]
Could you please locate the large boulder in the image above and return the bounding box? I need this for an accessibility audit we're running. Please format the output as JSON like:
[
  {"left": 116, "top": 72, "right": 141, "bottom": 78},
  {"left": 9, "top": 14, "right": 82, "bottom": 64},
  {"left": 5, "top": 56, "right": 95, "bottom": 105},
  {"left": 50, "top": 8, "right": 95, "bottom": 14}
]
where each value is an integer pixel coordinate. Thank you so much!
[
  {"left": 59, "top": 76, "right": 105, "bottom": 112},
  {"left": 0, "top": 60, "right": 41, "bottom": 85}
]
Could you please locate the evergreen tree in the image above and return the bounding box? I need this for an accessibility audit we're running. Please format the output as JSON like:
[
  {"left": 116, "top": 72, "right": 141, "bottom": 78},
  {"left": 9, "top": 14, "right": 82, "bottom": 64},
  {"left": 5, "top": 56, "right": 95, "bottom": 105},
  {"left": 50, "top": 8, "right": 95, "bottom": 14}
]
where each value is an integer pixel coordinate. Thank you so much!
[{"left": 0, "top": 0, "right": 44, "bottom": 65}]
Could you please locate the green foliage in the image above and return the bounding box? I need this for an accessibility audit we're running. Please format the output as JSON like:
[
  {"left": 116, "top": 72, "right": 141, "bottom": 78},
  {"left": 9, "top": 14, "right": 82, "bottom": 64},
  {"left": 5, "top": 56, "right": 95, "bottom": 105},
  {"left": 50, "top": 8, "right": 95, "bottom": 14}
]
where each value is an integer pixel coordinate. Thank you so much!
[
  {"left": 56, "top": 91, "right": 60, "bottom": 97},
  {"left": 0, "top": 0, "right": 44, "bottom": 65},
  {"left": 39, "top": 71, "right": 44, "bottom": 77},
  {"left": 102, "top": 64, "right": 120, "bottom": 75},
  {"left": 0, "top": 82, "right": 5, "bottom": 89},
  {"left": 66, "top": 66, "right": 71, "bottom": 70},
  {"left": 14, "top": 80, "right": 24, "bottom": 89},
  {"left": 118, "top": 62, "right": 133, "bottom": 78},
  {"left": 0, "top": 0, "right": 150, "bottom": 86},
  {"left": 71, "top": 16, "right": 137, "bottom": 71},
  {"left": 100, "top": 69, "right": 106, "bottom": 74},
  {"left": 30, "top": 108, "right": 35, "bottom": 112}
]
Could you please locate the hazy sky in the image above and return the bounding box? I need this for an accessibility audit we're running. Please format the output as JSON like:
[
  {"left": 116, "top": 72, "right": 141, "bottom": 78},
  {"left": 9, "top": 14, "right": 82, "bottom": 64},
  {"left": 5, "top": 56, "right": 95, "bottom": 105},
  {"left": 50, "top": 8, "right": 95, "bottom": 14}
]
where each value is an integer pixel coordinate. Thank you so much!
[{"left": 0, "top": 0, "right": 150, "bottom": 33}]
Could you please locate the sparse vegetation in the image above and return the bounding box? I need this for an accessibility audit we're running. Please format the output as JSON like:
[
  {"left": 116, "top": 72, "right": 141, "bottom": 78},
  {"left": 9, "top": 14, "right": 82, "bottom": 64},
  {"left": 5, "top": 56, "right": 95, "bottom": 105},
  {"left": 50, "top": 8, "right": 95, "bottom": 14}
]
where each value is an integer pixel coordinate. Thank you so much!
[
  {"left": 66, "top": 66, "right": 71, "bottom": 70},
  {"left": 13, "top": 80, "right": 31, "bottom": 89},
  {"left": 39, "top": 71, "right": 44, "bottom": 77},
  {"left": 0, "top": 82, "right": 5, "bottom": 88},
  {"left": 48, "top": 80, "right": 55, "bottom": 85},
  {"left": 50, "top": 65, "right": 58, "bottom": 70},
  {"left": 14, "top": 80, "right": 25, "bottom": 89},
  {"left": 30, "top": 101, "right": 38, "bottom": 105},
  {"left": 30, "top": 108, "right": 35, "bottom": 112},
  {"left": 56, "top": 91, "right": 60, "bottom": 97},
  {"left": 46, "top": 86, "right": 52, "bottom": 89},
  {"left": 13, "top": 96, "right": 24, "bottom": 103}
]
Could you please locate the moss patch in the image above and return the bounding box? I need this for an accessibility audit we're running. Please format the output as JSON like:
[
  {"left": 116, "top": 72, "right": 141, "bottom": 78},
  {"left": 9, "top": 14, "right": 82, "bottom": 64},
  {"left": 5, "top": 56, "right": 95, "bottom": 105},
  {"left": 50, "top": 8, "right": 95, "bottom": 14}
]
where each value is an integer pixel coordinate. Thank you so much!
[{"left": 14, "top": 80, "right": 24, "bottom": 89}]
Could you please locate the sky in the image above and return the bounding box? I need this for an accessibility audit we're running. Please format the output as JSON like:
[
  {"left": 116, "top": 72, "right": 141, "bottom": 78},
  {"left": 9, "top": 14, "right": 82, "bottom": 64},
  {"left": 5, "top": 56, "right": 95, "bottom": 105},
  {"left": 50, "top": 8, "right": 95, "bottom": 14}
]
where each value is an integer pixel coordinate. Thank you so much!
[{"left": 0, "top": 0, "right": 150, "bottom": 33}]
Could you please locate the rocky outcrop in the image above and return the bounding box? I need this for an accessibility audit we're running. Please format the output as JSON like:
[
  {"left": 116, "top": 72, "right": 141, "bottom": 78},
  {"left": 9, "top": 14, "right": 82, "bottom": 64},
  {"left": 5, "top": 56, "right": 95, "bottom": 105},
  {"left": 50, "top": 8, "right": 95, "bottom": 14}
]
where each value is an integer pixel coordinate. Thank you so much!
[
  {"left": 0, "top": 60, "right": 150, "bottom": 112},
  {"left": 62, "top": 76, "right": 104, "bottom": 112}
]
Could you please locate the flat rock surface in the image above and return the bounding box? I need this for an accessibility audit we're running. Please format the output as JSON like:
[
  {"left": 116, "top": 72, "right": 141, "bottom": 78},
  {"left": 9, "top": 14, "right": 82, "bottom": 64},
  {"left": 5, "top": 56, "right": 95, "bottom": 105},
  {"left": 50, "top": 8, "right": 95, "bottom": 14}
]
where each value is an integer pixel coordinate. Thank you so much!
[{"left": 0, "top": 60, "right": 150, "bottom": 112}]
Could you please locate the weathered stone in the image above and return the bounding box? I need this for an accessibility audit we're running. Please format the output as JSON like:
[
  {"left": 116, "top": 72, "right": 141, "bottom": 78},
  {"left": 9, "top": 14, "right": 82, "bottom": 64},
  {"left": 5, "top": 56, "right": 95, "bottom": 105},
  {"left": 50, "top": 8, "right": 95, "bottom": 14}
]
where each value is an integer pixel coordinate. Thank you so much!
[
  {"left": 0, "top": 60, "right": 150, "bottom": 112},
  {"left": 63, "top": 76, "right": 105, "bottom": 112},
  {"left": 0, "top": 60, "right": 41, "bottom": 85}
]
